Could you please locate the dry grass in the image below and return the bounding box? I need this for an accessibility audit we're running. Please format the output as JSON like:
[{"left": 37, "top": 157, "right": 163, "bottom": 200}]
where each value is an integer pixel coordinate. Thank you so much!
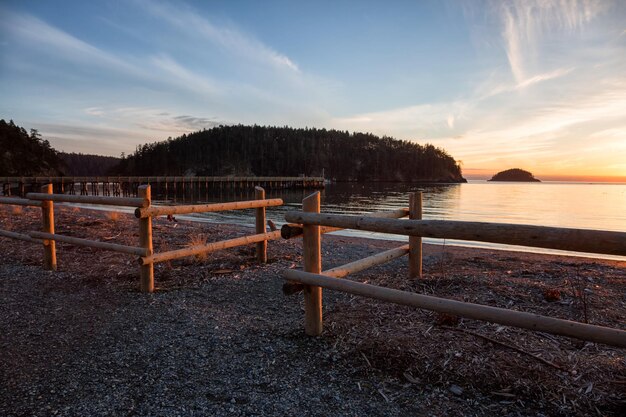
[
  {"left": 187, "top": 233, "right": 209, "bottom": 262},
  {"left": 105, "top": 211, "right": 121, "bottom": 222}
]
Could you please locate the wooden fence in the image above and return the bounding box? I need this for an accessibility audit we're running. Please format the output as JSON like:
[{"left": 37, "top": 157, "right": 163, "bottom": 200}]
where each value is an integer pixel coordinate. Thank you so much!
[
  {"left": 282, "top": 191, "right": 626, "bottom": 348},
  {"left": 0, "top": 185, "right": 282, "bottom": 292}
]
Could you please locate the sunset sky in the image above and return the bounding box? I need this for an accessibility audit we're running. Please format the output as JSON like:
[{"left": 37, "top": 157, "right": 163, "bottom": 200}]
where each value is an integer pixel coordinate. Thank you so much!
[{"left": 1, "top": 0, "right": 625, "bottom": 180}]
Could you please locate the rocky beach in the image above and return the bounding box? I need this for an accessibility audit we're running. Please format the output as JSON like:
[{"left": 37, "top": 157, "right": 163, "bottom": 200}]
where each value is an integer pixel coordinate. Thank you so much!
[{"left": 1, "top": 204, "right": 625, "bottom": 416}]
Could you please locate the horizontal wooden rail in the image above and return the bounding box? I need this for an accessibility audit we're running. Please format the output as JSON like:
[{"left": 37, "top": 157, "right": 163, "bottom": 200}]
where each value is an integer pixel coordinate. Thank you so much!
[
  {"left": 284, "top": 212, "right": 626, "bottom": 256},
  {"left": 284, "top": 244, "right": 410, "bottom": 294},
  {"left": 135, "top": 198, "right": 284, "bottom": 218},
  {"left": 324, "top": 244, "right": 410, "bottom": 278},
  {"left": 0, "top": 197, "right": 43, "bottom": 207},
  {"left": 281, "top": 224, "right": 342, "bottom": 239},
  {"left": 0, "top": 229, "right": 40, "bottom": 243},
  {"left": 29, "top": 231, "right": 149, "bottom": 256},
  {"left": 140, "top": 230, "right": 283, "bottom": 265},
  {"left": 281, "top": 207, "right": 409, "bottom": 239},
  {"left": 26, "top": 193, "right": 148, "bottom": 208},
  {"left": 283, "top": 270, "right": 626, "bottom": 348}
]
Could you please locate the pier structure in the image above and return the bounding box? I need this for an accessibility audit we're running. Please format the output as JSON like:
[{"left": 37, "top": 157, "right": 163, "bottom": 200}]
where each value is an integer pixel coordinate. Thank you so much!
[{"left": 0, "top": 176, "right": 325, "bottom": 197}]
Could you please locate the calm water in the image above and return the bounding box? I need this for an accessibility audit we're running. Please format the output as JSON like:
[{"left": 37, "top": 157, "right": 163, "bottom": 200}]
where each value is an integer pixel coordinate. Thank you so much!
[{"left": 154, "top": 181, "right": 626, "bottom": 260}]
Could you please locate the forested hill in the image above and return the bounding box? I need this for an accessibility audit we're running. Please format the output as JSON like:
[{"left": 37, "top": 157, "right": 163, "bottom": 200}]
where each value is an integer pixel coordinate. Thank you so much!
[
  {"left": 0, "top": 119, "right": 63, "bottom": 176},
  {"left": 59, "top": 152, "right": 120, "bottom": 176},
  {"left": 113, "top": 125, "right": 466, "bottom": 182},
  {"left": 0, "top": 119, "right": 121, "bottom": 176}
]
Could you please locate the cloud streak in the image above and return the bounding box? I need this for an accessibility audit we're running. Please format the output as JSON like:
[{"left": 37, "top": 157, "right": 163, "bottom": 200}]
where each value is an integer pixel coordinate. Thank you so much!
[
  {"left": 0, "top": 11, "right": 140, "bottom": 76},
  {"left": 496, "top": 0, "right": 603, "bottom": 82},
  {"left": 136, "top": 0, "right": 299, "bottom": 73}
]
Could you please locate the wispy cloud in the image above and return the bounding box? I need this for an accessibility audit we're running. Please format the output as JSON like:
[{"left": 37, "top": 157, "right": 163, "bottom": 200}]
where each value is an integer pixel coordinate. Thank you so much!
[
  {"left": 495, "top": 0, "right": 603, "bottom": 82},
  {"left": 82, "top": 107, "right": 223, "bottom": 134},
  {"left": 478, "top": 67, "right": 574, "bottom": 100},
  {"left": 0, "top": 11, "right": 139, "bottom": 75},
  {"left": 150, "top": 55, "right": 221, "bottom": 96},
  {"left": 136, "top": 0, "right": 299, "bottom": 73}
]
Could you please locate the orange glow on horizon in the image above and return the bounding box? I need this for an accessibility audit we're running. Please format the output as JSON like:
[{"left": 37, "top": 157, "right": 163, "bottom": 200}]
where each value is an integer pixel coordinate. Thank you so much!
[{"left": 463, "top": 168, "right": 626, "bottom": 183}]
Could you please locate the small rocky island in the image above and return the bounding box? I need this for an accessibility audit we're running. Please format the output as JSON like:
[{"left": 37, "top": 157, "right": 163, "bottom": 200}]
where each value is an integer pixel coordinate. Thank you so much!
[{"left": 489, "top": 168, "right": 541, "bottom": 182}]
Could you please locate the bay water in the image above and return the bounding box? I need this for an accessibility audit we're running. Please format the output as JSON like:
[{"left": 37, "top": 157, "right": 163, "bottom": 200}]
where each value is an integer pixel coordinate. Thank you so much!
[{"left": 156, "top": 180, "right": 626, "bottom": 260}]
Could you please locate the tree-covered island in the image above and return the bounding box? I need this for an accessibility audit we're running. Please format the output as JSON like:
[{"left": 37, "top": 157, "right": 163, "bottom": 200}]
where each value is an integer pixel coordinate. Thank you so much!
[
  {"left": 489, "top": 168, "right": 541, "bottom": 182},
  {"left": 114, "top": 125, "right": 466, "bottom": 183}
]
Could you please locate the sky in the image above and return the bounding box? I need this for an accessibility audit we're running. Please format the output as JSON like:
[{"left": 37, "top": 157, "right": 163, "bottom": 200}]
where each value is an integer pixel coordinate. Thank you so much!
[{"left": 1, "top": 0, "right": 625, "bottom": 180}]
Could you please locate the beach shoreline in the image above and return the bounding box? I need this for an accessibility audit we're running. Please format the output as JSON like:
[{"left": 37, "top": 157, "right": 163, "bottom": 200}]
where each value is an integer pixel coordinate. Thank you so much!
[{"left": 1, "top": 205, "right": 624, "bottom": 416}]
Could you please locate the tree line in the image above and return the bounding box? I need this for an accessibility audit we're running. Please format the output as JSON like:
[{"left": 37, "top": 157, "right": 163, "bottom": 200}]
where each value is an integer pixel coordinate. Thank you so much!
[
  {"left": 1, "top": 119, "right": 120, "bottom": 176},
  {"left": 114, "top": 125, "right": 465, "bottom": 182},
  {"left": 0, "top": 119, "right": 64, "bottom": 176},
  {"left": 2, "top": 120, "right": 465, "bottom": 182}
]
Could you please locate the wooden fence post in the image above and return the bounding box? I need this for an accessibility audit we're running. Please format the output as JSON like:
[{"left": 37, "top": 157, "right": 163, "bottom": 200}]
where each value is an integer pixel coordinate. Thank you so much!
[
  {"left": 303, "top": 191, "right": 322, "bottom": 335},
  {"left": 41, "top": 184, "right": 57, "bottom": 271},
  {"left": 255, "top": 186, "right": 267, "bottom": 263},
  {"left": 409, "top": 191, "right": 423, "bottom": 279},
  {"left": 138, "top": 185, "right": 154, "bottom": 293}
]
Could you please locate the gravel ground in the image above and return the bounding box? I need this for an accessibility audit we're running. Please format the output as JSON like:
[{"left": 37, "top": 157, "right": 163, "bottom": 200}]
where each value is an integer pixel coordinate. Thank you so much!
[{"left": 1, "top": 205, "right": 625, "bottom": 416}]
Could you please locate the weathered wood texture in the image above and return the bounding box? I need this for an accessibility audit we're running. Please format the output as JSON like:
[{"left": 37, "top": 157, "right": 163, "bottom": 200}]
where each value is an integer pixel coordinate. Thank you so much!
[
  {"left": 0, "top": 229, "right": 40, "bottom": 243},
  {"left": 0, "top": 197, "right": 42, "bottom": 207},
  {"left": 409, "top": 192, "right": 423, "bottom": 278},
  {"left": 29, "top": 232, "right": 148, "bottom": 256},
  {"left": 324, "top": 244, "right": 409, "bottom": 279},
  {"left": 26, "top": 193, "right": 148, "bottom": 208},
  {"left": 302, "top": 192, "right": 323, "bottom": 336},
  {"left": 283, "top": 269, "right": 626, "bottom": 348},
  {"left": 284, "top": 212, "right": 626, "bottom": 256},
  {"left": 255, "top": 187, "right": 267, "bottom": 263},
  {"left": 135, "top": 198, "right": 283, "bottom": 218},
  {"left": 283, "top": 244, "right": 410, "bottom": 295},
  {"left": 281, "top": 224, "right": 341, "bottom": 239},
  {"left": 40, "top": 185, "right": 57, "bottom": 271},
  {"left": 138, "top": 185, "right": 154, "bottom": 293},
  {"left": 140, "top": 230, "right": 282, "bottom": 265},
  {"left": 280, "top": 207, "right": 409, "bottom": 239}
]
